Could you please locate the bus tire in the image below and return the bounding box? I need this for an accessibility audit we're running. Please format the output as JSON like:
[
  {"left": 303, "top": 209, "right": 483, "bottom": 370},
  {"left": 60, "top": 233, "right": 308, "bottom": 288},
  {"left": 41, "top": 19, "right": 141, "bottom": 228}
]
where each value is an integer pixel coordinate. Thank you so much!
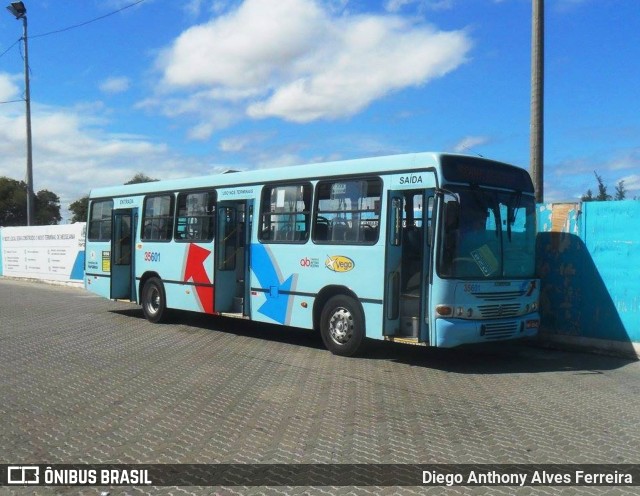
[
  {"left": 320, "top": 295, "right": 365, "bottom": 357},
  {"left": 141, "top": 277, "right": 167, "bottom": 323}
]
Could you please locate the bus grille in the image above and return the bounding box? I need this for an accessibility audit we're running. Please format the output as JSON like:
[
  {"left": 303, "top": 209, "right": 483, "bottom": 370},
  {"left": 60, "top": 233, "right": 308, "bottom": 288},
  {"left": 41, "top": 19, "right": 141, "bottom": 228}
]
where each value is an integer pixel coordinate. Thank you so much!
[
  {"left": 478, "top": 303, "right": 521, "bottom": 318},
  {"left": 481, "top": 321, "right": 519, "bottom": 340},
  {"left": 472, "top": 291, "right": 524, "bottom": 302}
]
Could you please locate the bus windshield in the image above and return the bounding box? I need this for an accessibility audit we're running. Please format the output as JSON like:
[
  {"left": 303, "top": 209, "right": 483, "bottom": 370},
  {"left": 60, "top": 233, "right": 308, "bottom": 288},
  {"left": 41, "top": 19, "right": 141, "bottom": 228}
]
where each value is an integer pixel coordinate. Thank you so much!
[{"left": 438, "top": 187, "right": 536, "bottom": 279}]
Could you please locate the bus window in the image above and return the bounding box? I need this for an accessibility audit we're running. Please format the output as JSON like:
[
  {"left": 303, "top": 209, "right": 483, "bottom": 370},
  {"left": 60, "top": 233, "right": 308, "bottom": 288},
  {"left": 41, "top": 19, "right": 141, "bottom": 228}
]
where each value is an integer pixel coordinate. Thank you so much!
[
  {"left": 390, "top": 197, "right": 402, "bottom": 246},
  {"left": 219, "top": 206, "right": 237, "bottom": 271},
  {"left": 438, "top": 188, "right": 536, "bottom": 279},
  {"left": 313, "top": 178, "right": 381, "bottom": 244},
  {"left": 114, "top": 215, "right": 131, "bottom": 265},
  {"left": 175, "top": 190, "right": 216, "bottom": 242},
  {"left": 142, "top": 195, "right": 174, "bottom": 241},
  {"left": 88, "top": 199, "right": 113, "bottom": 241},
  {"left": 259, "top": 183, "right": 311, "bottom": 243}
]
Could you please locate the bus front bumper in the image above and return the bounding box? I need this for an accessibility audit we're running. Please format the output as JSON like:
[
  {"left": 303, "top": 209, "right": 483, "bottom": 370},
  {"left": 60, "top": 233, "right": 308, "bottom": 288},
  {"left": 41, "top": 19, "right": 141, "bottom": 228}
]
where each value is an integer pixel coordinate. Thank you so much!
[{"left": 435, "top": 314, "right": 539, "bottom": 348}]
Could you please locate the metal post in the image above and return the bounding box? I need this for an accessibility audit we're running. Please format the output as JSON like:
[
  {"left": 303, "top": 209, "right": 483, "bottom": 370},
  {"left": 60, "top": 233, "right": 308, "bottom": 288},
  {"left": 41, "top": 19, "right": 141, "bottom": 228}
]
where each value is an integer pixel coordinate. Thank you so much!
[
  {"left": 530, "top": 0, "right": 544, "bottom": 203},
  {"left": 22, "top": 13, "right": 34, "bottom": 225},
  {"left": 6, "top": 1, "right": 34, "bottom": 225}
]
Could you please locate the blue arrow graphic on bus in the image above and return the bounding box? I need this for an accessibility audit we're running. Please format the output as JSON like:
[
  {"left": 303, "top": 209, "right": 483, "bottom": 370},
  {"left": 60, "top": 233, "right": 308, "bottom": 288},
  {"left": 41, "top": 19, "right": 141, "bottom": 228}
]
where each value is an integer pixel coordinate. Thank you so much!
[{"left": 251, "top": 244, "right": 295, "bottom": 324}]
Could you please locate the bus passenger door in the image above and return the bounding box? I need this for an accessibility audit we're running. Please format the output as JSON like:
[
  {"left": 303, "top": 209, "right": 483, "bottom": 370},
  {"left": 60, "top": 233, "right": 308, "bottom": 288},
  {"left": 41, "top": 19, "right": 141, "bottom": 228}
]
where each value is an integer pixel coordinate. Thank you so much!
[
  {"left": 383, "top": 190, "right": 426, "bottom": 339},
  {"left": 110, "top": 208, "right": 136, "bottom": 300},
  {"left": 383, "top": 193, "right": 403, "bottom": 336},
  {"left": 215, "top": 200, "right": 251, "bottom": 314}
]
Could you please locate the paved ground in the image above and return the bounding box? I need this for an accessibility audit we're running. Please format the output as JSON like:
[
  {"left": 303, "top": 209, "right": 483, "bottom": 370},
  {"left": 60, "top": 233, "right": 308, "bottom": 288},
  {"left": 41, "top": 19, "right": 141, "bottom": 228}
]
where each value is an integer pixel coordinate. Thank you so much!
[{"left": 1, "top": 278, "right": 639, "bottom": 496}]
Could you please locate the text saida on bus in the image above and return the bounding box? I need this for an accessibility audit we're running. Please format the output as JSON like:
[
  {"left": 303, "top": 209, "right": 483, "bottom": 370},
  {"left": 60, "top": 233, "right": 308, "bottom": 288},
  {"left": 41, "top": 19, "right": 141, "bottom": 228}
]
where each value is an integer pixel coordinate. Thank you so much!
[{"left": 85, "top": 152, "right": 540, "bottom": 356}]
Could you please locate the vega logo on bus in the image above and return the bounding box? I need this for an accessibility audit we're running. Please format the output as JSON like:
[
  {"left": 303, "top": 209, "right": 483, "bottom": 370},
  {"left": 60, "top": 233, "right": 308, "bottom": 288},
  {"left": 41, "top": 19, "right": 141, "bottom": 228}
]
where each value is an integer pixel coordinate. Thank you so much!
[{"left": 325, "top": 255, "right": 355, "bottom": 273}]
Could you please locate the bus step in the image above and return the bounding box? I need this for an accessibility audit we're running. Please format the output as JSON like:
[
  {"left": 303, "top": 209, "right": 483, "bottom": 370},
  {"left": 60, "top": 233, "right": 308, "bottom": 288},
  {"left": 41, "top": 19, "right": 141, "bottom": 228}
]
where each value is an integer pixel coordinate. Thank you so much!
[
  {"left": 219, "top": 312, "right": 248, "bottom": 319},
  {"left": 399, "top": 316, "right": 419, "bottom": 337},
  {"left": 384, "top": 336, "right": 426, "bottom": 346}
]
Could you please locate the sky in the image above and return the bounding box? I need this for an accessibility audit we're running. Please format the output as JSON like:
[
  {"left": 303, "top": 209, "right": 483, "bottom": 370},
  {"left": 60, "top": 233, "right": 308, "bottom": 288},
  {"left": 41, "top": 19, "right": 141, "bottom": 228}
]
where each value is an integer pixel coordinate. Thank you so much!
[{"left": 0, "top": 0, "right": 638, "bottom": 221}]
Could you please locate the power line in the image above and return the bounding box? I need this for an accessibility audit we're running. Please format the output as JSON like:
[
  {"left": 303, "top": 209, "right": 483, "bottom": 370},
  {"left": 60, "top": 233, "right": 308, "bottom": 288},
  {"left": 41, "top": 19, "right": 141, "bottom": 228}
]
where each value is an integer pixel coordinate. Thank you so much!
[
  {"left": 0, "top": 38, "right": 21, "bottom": 60},
  {"left": 30, "top": 0, "right": 147, "bottom": 40},
  {"left": 1, "top": 0, "right": 147, "bottom": 61}
]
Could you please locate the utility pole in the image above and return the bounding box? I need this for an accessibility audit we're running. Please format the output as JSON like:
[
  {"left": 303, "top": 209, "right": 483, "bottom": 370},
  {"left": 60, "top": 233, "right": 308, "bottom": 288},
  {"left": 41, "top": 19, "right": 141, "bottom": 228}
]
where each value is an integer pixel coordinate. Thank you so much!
[
  {"left": 530, "top": 0, "right": 544, "bottom": 203},
  {"left": 6, "top": 1, "right": 34, "bottom": 225}
]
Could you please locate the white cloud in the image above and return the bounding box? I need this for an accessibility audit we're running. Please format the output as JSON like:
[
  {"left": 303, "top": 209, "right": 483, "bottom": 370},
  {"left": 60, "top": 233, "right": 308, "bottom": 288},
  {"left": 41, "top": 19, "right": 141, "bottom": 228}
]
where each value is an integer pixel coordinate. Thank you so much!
[
  {"left": 99, "top": 76, "right": 131, "bottom": 94},
  {"left": 619, "top": 174, "right": 640, "bottom": 196},
  {"left": 452, "top": 135, "right": 490, "bottom": 153},
  {"left": 0, "top": 100, "right": 221, "bottom": 220},
  {"left": 219, "top": 136, "right": 248, "bottom": 153},
  {"left": 544, "top": 147, "right": 640, "bottom": 202},
  {"left": 219, "top": 132, "right": 273, "bottom": 153},
  {"left": 184, "top": 0, "right": 205, "bottom": 16},
  {"left": 160, "top": 0, "right": 324, "bottom": 90},
  {"left": 0, "top": 72, "right": 20, "bottom": 102},
  {"left": 153, "top": 0, "right": 471, "bottom": 135},
  {"left": 608, "top": 148, "right": 640, "bottom": 171}
]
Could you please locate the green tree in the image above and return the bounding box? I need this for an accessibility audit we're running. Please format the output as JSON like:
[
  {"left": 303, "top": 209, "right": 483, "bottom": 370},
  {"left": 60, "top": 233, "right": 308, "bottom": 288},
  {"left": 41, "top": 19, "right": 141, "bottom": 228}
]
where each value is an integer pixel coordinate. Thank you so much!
[
  {"left": 68, "top": 173, "right": 159, "bottom": 223},
  {"left": 69, "top": 195, "right": 89, "bottom": 223},
  {"left": 581, "top": 189, "right": 594, "bottom": 202},
  {"left": 0, "top": 177, "right": 27, "bottom": 225},
  {"left": 594, "top": 171, "right": 611, "bottom": 201},
  {"left": 581, "top": 171, "right": 629, "bottom": 202},
  {"left": 614, "top": 180, "right": 626, "bottom": 200},
  {"left": 35, "top": 190, "right": 62, "bottom": 225},
  {"left": 125, "top": 172, "right": 158, "bottom": 185},
  {"left": 0, "top": 177, "right": 61, "bottom": 226}
]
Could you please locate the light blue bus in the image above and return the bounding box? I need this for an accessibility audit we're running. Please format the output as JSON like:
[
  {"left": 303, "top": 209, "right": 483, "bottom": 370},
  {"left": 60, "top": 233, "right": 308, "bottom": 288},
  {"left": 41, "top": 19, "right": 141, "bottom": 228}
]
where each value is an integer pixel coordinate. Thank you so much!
[{"left": 85, "top": 152, "right": 539, "bottom": 356}]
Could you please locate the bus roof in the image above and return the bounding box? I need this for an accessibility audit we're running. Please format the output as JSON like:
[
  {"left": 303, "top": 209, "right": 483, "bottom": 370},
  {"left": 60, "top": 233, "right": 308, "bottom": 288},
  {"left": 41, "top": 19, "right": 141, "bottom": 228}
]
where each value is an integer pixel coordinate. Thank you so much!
[{"left": 87, "top": 152, "right": 528, "bottom": 199}]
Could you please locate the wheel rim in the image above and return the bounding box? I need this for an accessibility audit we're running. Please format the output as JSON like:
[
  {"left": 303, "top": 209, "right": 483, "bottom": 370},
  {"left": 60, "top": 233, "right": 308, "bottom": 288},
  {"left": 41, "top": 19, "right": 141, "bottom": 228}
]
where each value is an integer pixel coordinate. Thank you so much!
[
  {"left": 145, "top": 286, "right": 160, "bottom": 315},
  {"left": 328, "top": 306, "right": 354, "bottom": 345}
]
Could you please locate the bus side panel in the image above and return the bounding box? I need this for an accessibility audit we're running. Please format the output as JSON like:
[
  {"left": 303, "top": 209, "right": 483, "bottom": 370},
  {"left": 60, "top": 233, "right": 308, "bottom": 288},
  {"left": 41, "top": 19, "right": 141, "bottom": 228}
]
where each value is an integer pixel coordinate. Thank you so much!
[
  {"left": 136, "top": 240, "right": 215, "bottom": 314},
  {"left": 85, "top": 241, "right": 112, "bottom": 299},
  {"left": 249, "top": 243, "right": 385, "bottom": 337},
  {"left": 249, "top": 243, "right": 308, "bottom": 328},
  {"left": 360, "top": 302, "right": 384, "bottom": 340}
]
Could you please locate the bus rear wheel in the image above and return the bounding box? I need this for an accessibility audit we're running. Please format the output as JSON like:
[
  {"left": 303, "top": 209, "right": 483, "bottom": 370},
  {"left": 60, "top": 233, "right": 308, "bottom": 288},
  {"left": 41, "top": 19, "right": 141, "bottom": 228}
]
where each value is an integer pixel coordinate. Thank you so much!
[
  {"left": 320, "top": 295, "right": 365, "bottom": 357},
  {"left": 141, "top": 277, "right": 167, "bottom": 323}
]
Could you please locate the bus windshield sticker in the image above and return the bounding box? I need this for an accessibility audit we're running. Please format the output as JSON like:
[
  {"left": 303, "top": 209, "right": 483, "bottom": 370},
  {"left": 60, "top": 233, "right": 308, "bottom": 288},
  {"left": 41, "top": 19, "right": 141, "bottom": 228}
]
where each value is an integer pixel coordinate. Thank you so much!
[
  {"left": 101, "top": 251, "right": 111, "bottom": 272},
  {"left": 470, "top": 245, "right": 498, "bottom": 277},
  {"left": 332, "top": 183, "right": 347, "bottom": 196}
]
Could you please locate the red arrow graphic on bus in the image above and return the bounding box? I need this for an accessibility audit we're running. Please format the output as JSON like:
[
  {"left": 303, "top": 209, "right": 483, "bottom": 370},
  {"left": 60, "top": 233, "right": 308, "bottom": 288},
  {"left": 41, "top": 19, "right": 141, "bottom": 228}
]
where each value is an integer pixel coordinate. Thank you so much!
[{"left": 183, "top": 243, "right": 214, "bottom": 314}]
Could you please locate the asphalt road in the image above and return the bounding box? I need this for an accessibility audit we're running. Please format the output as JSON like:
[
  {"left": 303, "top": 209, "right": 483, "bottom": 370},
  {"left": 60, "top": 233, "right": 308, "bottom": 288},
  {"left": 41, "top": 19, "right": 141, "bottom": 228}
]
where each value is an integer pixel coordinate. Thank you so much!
[{"left": 1, "top": 278, "right": 639, "bottom": 495}]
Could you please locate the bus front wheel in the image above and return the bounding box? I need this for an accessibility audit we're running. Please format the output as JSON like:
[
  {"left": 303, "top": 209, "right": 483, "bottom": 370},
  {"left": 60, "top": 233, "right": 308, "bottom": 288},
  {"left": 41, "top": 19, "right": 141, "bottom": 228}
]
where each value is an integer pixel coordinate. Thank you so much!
[
  {"left": 320, "top": 295, "right": 365, "bottom": 357},
  {"left": 141, "top": 277, "right": 167, "bottom": 323}
]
